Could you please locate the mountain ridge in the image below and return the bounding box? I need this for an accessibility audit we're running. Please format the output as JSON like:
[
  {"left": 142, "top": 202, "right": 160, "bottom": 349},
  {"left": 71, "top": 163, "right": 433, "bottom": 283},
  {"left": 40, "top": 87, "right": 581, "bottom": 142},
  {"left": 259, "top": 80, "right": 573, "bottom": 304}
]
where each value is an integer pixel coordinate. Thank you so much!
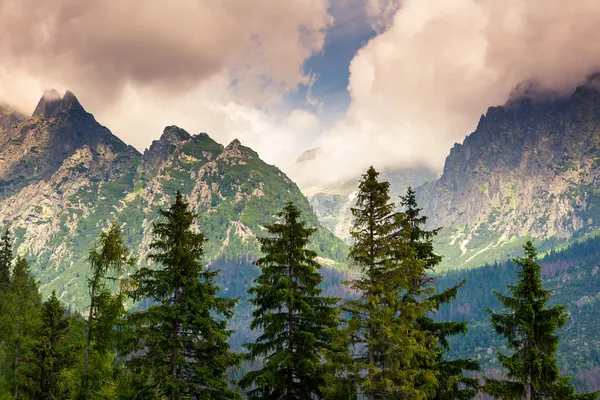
[
  {"left": 0, "top": 89, "right": 348, "bottom": 308},
  {"left": 417, "top": 80, "right": 600, "bottom": 269}
]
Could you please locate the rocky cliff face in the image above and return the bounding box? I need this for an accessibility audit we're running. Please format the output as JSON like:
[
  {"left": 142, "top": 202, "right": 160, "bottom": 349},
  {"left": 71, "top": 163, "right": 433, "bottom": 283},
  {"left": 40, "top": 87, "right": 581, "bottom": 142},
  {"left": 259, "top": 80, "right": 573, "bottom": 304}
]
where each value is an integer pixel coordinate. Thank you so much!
[
  {"left": 0, "top": 90, "right": 347, "bottom": 308},
  {"left": 0, "top": 90, "right": 137, "bottom": 197},
  {"left": 418, "top": 78, "right": 600, "bottom": 269}
]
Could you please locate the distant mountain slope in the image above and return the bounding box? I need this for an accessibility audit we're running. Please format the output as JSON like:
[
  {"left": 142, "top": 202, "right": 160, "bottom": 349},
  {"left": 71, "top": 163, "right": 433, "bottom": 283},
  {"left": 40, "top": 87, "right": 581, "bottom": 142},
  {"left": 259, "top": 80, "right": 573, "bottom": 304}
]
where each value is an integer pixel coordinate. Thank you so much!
[
  {"left": 0, "top": 91, "right": 348, "bottom": 309},
  {"left": 416, "top": 78, "right": 600, "bottom": 270},
  {"left": 300, "top": 161, "right": 438, "bottom": 242}
]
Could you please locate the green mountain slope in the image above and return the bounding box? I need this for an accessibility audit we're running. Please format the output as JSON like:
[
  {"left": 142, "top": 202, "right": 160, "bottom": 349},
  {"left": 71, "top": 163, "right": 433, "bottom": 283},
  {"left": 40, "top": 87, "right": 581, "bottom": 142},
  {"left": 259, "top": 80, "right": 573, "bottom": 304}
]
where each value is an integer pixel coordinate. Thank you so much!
[{"left": 0, "top": 91, "right": 347, "bottom": 309}]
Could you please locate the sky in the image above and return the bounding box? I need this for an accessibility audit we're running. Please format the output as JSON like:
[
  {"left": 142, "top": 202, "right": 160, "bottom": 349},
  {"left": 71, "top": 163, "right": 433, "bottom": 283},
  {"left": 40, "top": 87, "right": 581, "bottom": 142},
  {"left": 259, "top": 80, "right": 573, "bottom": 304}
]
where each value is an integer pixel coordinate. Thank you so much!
[{"left": 1, "top": 0, "right": 600, "bottom": 186}]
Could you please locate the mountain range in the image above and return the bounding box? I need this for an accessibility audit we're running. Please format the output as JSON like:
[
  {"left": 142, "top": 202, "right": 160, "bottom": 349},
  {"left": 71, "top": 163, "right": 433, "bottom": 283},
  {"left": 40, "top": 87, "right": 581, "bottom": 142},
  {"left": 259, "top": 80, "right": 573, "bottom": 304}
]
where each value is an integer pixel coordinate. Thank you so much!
[
  {"left": 3, "top": 80, "right": 600, "bottom": 390},
  {"left": 0, "top": 89, "right": 347, "bottom": 309}
]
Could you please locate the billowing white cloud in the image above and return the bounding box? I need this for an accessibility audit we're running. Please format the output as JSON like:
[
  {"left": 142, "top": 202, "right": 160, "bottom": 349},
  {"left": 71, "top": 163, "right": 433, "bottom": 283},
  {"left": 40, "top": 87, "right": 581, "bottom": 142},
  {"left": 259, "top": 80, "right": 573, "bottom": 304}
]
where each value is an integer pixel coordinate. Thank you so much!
[{"left": 298, "top": 0, "right": 600, "bottom": 185}]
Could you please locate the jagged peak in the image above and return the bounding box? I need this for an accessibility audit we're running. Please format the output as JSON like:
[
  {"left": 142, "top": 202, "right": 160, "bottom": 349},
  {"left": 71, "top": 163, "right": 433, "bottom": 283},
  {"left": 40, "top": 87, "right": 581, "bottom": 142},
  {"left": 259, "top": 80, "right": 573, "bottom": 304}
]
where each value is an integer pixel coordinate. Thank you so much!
[
  {"left": 219, "top": 138, "right": 257, "bottom": 164},
  {"left": 32, "top": 89, "right": 85, "bottom": 118},
  {"left": 189, "top": 132, "right": 225, "bottom": 151},
  {"left": 226, "top": 138, "right": 242, "bottom": 149},
  {"left": 33, "top": 89, "right": 62, "bottom": 118},
  {"left": 224, "top": 138, "right": 255, "bottom": 154},
  {"left": 43, "top": 89, "right": 61, "bottom": 102},
  {"left": 62, "top": 90, "right": 83, "bottom": 109},
  {"left": 159, "top": 125, "right": 192, "bottom": 144}
]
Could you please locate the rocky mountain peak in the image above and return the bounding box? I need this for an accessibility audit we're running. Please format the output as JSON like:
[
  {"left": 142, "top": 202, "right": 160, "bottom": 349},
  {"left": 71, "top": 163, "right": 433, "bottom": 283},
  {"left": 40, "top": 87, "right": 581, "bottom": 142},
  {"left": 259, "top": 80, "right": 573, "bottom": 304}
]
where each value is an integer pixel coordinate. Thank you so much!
[
  {"left": 159, "top": 125, "right": 192, "bottom": 145},
  {"left": 32, "top": 89, "right": 85, "bottom": 118},
  {"left": 226, "top": 138, "right": 242, "bottom": 148},
  {"left": 33, "top": 89, "right": 62, "bottom": 118},
  {"left": 61, "top": 90, "right": 84, "bottom": 111},
  {"left": 43, "top": 88, "right": 61, "bottom": 101},
  {"left": 144, "top": 126, "right": 194, "bottom": 169},
  {"left": 218, "top": 139, "right": 256, "bottom": 165},
  {"left": 417, "top": 81, "right": 600, "bottom": 269}
]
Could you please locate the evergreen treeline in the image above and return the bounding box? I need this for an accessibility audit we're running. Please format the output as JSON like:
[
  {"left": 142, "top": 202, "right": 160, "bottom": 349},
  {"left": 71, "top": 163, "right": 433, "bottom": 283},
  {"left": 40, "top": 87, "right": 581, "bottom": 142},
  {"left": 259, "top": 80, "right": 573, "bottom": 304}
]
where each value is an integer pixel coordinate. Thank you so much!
[{"left": 0, "top": 169, "right": 596, "bottom": 399}]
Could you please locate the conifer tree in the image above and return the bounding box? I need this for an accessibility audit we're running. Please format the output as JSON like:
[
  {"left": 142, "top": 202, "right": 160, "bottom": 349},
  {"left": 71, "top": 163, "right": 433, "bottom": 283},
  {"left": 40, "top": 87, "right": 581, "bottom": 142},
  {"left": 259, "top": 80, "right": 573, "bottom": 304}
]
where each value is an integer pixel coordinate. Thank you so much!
[
  {"left": 0, "top": 226, "right": 13, "bottom": 385},
  {"left": 399, "top": 188, "right": 480, "bottom": 399},
  {"left": 22, "top": 290, "right": 71, "bottom": 399},
  {"left": 484, "top": 241, "right": 599, "bottom": 400},
  {"left": 240, "top": 201, "right": 339, "bottom": 399},
  {"left": 0, "top": 228, "right": 12, "bottom": 288},
  {"left": 324, "top": 167, "right": 437, "bottom": 400},
  {"left": 81, "top": 222, "right": 136, "bottom": 398},
  {"left": 124, "top": 191, "right": 241, "bottom": 399},
  {"left": 4, "top": 257, "right": 42, "bottom": 398}
]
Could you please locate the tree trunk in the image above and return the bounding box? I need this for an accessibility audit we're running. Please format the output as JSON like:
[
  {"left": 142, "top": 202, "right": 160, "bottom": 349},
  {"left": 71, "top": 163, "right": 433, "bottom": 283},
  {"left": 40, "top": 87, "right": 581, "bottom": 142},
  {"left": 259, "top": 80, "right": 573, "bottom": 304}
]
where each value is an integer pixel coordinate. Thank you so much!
[
  {"left": 82, "top": 282, "right": 96, "bottom": 397},
  {"left": 13, "top": 325, "right": 19, "bottom": 398},
  {"left": 367, "top": 201, "right": 377, "bottom": 400},
  {"left": 368, "top": 327, "right": 376, "bottom": 400},
  {"left": 287, "top": 233, "right": 295, "bottom": 400},
  {"left": 528, "top": 365, "right": 534, "bottom": 400},
  {"left": 171, "top": 286, "right": 181, "bottom": 400}
]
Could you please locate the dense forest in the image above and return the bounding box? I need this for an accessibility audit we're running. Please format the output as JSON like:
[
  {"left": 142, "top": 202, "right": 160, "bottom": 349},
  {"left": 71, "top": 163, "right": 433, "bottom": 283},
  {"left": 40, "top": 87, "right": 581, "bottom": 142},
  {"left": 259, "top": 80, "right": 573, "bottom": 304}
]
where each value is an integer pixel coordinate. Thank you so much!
[{"left": 0, "top": 167, "right": 598, "bottom": 399}]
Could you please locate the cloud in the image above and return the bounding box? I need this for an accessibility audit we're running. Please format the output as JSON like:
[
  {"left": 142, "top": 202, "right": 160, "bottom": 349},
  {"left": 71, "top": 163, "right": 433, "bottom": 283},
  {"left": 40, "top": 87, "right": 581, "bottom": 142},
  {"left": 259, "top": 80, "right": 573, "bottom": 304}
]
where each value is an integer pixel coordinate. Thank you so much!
[
  {"left": 298, "top": 0, "right": 600, "bottom": 185},
  {"left": 364, "top": 0, "right": 403, "bottom": 32},
  {"left": 0, "top": 0, "right": 332, "bottom": 173},
  {"left": 2, "top": 0, "right": 600, "bottom": 188},
  {"left": 0, "top": 0, "right": 331, "bottom": 109},
  {"left": 109, "top": 79, "right": 322, "bottom": 169}
]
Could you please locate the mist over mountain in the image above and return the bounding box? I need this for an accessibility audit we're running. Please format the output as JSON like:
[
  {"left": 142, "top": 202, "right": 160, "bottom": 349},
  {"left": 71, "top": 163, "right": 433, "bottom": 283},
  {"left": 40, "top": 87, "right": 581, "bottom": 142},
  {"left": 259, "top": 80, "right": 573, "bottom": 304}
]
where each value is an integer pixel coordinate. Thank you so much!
[{"left": 304, "top": 77, "right": 600, "bottom": 273}]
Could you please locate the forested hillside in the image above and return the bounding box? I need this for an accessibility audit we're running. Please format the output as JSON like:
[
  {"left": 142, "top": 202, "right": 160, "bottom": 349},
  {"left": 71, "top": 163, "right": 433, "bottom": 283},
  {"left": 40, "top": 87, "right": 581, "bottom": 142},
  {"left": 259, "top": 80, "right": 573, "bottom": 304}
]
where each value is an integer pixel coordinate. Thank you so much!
[
  {"left": 435, "top": 232, "right": 600, "bottom": 392},
  {"left": 0, "top": 166, "right": 598, "bottom": 399}
]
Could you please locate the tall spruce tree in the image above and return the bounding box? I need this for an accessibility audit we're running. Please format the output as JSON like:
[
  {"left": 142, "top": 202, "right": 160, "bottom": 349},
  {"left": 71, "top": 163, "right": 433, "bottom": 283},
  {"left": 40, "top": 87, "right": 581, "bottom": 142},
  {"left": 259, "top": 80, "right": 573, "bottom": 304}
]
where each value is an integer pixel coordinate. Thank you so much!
[
  {"left": 5, "top": 257, "right": 42, "bottom": 398},
  {"left": 0, "top": 226, "right": 13, "bottom": 389},
  {"left": 399, "top": 188, "right": 480, "bottom": 400},
  {"left": 81, "top": 222, "right": 136, "bottom": 398},
  {"left": 22, "top": 290, "right": 71, "bottom": 399},
  {"left": 0, "top": 228, "right": 11, "bottom": 288},
  {"left": 484, "top": 241, "right": 599, "bottom": 400},
  {"left": 323, "top": 167, "right": 437, "bottom": 400},
  {"left": 124, "top": 191, "right": 241, "bottom": 399},
  {"left": 240, "top": 201, "right": 339, "bottom": 399}
]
